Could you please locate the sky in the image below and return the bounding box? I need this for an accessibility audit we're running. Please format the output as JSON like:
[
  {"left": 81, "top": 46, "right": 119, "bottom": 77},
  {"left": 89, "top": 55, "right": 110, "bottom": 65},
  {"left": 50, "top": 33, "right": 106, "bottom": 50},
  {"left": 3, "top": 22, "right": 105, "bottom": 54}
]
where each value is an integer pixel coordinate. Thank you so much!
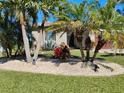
[
  {"left": 67, "top": 0, "right": 107, "bottom": 6},
  {"left": 37, "top": 0, "right": 124, "bottom": 24}
]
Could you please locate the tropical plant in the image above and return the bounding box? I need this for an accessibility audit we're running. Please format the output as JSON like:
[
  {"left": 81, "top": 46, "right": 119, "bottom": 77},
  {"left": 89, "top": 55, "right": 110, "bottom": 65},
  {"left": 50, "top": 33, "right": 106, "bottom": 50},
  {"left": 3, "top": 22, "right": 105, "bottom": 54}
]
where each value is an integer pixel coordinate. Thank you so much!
[
  {"left": 0, "top": 2, "right": 23, "bottom": 58},
  {"left": 91, "top": 0, "right": 124, "bottom": 62},
  {"left": 50, "top": 1, "right": 99, "bottom": 63},
  {"left": 0, "top": 0, "right": 40, "bottom": 62}
]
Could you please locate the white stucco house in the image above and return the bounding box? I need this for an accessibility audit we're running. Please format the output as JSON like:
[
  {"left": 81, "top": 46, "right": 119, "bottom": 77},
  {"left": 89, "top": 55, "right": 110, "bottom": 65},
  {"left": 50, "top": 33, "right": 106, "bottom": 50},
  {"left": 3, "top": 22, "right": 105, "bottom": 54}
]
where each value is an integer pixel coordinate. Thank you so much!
[
  {"left": 32, "top": 22, "right": 67, "bottom": 49},
  {"left": 32, "top": 30, "right": 67, "bottom": 49}
]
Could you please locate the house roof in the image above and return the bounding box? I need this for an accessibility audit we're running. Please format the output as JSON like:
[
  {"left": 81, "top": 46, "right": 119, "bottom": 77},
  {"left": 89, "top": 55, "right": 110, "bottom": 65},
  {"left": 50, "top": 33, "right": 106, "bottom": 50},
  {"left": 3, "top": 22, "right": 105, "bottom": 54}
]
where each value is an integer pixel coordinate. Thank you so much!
[
  {"left": 44, "top": 22, "right": 53, "bottom": 26},
  {"left": 37, "top": 22, "right": 53, "bottom": 27}
]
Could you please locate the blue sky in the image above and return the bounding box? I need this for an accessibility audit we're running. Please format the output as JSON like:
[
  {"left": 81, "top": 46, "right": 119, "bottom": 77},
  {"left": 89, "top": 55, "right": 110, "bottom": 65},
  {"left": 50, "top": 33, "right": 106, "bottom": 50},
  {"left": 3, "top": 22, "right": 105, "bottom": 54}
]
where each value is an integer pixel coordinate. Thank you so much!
[
  {"left": 67, "top": 0, "right": 107, "bottom": 6},
  {"left": 37, "top": 0, "right": 124, "bottom": 24},
  {"left": 116, "top": 3, "right": 124, "bottom": 10}
]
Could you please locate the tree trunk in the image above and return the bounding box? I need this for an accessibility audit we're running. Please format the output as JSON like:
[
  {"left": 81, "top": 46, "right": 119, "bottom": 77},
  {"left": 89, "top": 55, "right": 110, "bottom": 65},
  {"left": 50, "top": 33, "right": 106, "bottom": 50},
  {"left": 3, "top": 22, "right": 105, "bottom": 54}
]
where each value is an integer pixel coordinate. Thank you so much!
[
  {"left": 14, "top": 45, "right": 21, "bottom": 56},
  {"left": 5, "top": 48, "right": 9, "bottom": 58},
  {"left": 86, "top": 49, "right": 90, "bottom": 61},
  {"left": 79, "top": 42, "right": 85, "bottom": 62},
  {"left": 20, "top": 12, "right": 32, "bottom": 62},
  {"left": 32, "top": 30, "right": 43, "bottom": 64},
  {"left": 21, "top": 24, "right": 32, "bottom": 62},
  {"left": 32, "top": 17, "right": 46, "bottom": 64},
  {"left": 75, "top": 29, "right": 85, "bottom": 62},
  {"left": 91, "top": 36, "right": 106, "bottom": 63},
  {"left": 8, "top": 47, "right": 12, "bottom": 58}
]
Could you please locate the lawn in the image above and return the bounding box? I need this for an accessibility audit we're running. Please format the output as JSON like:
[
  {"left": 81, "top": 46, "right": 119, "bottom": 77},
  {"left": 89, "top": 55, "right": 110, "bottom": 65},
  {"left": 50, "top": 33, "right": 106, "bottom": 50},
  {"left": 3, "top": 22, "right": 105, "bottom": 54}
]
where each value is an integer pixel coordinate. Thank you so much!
[
  {"left": 0, "top": 70, "right": 124, "bottom": 93},
  {"left": 70, "top": 50, "right": 124, "bottom": 66},
  {"left": 0, "top": 49, "right": 124, "bottom": 93}
]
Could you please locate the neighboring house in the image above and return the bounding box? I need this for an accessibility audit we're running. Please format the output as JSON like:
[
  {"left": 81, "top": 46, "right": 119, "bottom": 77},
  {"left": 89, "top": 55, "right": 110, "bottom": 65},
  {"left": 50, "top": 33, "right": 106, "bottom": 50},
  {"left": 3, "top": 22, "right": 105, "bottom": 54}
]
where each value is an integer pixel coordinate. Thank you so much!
[
  {"left": 32, "top": 22, "right": 67, "bottom": 49},
  {"left": 32, "top": 30, "right": 67, "bottom": 49}
]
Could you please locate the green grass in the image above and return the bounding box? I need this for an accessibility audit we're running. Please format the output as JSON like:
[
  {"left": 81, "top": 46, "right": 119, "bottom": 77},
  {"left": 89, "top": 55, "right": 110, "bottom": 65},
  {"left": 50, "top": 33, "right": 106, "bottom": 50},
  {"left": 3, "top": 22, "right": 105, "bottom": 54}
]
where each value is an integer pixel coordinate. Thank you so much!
[
  {"left": 97, "top": 55, "right": 124, "bottom": 66},
  {"left": 0, "top": 49, "right": 124, "bottom": 93},
  {"left": 70, "top": 50, "right": 124, "bottom": 66},
  {"left": 37, "top": 50, "right": 54, "bottom": 58},
  {"left": 0, "top": 70, "right": 124, "bottom": 93}
]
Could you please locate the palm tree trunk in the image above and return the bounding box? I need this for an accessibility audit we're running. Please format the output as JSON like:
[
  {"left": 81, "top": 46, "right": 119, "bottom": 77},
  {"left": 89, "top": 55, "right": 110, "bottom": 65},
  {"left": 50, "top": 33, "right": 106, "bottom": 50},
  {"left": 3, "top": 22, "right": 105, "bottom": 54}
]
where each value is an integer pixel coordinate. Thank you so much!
[
  {"left": 21, "top": 24, "right": 32, "bottom": 62},
  {"left": 91, "top": 39, "right": 106, "bottom": 63},
  {"left": 85, "top": 36, "right": 91, "bottom": 62},
  {"left": 86, "top": 49, "right": 90, "bottom": 61},
  {"left": 32, "top": 30, "right": 43, "bottom": 64},
  {"left": 8, "top": 48, "right": 12, "bottom": 58},
  {"left": 20, "top": 11, "right": 32, "bottom": 62},
  {"left": 91, "top": 51, "right": 97, "bottom": 63},
  {"left": 75, "top": 29, "right": 85, "bottom": 62},
  {"left": 79, "top": 42, "right": 85, "bottom": 62},
  {"left": 32, "top": 17, "right": 46, "bottom": 64},
  {"left": 5, "top": 48, "right": 9, "bottom": 58}
]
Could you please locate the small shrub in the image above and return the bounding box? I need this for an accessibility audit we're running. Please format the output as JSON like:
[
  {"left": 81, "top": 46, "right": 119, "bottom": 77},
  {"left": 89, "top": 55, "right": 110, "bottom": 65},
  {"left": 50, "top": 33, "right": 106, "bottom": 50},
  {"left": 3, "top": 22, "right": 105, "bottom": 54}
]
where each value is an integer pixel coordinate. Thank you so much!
[
  {"left": 44, "top": 39, "right": 56, "bottom": 50},
  {"left": 54, "top": 43, "right": 70, "bottom": 62}
]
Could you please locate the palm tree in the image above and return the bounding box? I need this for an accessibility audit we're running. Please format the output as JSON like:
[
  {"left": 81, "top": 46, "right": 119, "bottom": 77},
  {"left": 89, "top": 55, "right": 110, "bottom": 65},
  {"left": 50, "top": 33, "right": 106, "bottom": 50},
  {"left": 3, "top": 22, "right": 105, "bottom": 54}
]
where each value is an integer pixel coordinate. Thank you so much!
[
  {"left": 91, "top": 0, "right": 124, "bottom": 62},
  {"left": 1, "top": 0, "right": 38, "bottom": 62},
  {"left": 51, "top": 1, "right": 99, "bottom": 63}
]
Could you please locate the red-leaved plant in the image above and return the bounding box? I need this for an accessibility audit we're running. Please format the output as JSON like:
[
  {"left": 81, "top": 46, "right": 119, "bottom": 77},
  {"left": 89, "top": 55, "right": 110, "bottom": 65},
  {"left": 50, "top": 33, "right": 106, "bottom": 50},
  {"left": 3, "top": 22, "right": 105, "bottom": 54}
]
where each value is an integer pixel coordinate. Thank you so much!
[
  {"left": 54, "top": 45, "right": 70, "bottom": 62},
  {"left": 54, "top": 47, "right": 62, "bottom": 58}
]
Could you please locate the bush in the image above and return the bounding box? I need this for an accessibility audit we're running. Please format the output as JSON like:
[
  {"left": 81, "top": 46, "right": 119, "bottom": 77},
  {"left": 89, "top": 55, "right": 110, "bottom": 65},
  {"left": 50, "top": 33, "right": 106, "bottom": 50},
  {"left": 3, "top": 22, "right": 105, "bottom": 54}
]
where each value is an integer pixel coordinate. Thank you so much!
[{"left": 54, "top": 43, "right": 70, "bottom": 61}]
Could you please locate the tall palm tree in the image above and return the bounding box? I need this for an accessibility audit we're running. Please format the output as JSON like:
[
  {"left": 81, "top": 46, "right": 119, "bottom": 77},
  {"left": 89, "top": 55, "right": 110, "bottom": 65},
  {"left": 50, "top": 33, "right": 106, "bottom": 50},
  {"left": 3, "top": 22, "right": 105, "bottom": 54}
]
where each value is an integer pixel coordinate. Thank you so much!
[{"left": 1, "top": 0, "right": 38, "bottom": 62}]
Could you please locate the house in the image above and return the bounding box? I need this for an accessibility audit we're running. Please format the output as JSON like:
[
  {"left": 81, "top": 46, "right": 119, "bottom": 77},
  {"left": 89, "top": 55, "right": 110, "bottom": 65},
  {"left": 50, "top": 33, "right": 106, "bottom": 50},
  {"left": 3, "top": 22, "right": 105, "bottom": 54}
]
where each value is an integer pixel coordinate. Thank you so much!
[{"left": 32, "top": 22, "right": 67, "bottom": 50}]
